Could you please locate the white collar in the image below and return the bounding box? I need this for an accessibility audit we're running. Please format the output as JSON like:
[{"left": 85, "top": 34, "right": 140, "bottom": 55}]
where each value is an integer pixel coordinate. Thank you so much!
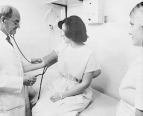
[{"left": 0, "top": 30, "right": 7, "bottom": 40}]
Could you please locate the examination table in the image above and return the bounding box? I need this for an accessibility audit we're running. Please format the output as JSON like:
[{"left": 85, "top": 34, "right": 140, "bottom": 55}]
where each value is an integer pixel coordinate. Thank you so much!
[{"left": 31, "top": 69, "right": 118, "bottom": 116}]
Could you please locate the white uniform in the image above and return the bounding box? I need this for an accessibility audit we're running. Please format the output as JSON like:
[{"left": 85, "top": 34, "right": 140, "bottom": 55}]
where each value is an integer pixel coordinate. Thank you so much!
[
  {"left": 116, "top": 57, "right": 143, "bottom": 116},
  {"left": 32, "top": 42, "right": 100, "bottom": 116},
  {"left": 0, "top": 31, "right": 31, "bottom": 116}
]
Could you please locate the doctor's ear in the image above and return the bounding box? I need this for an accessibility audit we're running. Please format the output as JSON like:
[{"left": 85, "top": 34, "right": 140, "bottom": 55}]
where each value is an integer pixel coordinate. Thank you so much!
[{"left": 1, "top": 16, "right": 6, "bottom": 23}]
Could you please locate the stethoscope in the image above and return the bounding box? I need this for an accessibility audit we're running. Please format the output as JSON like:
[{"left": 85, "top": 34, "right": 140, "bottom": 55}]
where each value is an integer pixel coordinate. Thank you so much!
[{"left": 10, "top": 34, "right": 47, "bottom": 100}]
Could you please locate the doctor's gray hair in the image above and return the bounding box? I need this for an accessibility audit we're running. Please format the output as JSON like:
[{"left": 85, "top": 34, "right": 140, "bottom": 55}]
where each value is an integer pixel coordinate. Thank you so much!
[
  {"left": 0, "top": 5, "right": 13, "bottom": 19},
  {"left": 130, "top": 2, "right": 143, "bottom": 26}
]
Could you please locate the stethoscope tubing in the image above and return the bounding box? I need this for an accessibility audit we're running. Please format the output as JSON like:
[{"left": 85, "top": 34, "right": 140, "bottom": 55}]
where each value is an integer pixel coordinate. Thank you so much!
[{"left": 10, "top": 35, "right": 47, "bottom": 101}]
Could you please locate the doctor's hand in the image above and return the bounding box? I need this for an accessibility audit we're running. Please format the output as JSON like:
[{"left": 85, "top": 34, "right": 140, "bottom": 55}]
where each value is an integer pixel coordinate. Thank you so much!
[
  {"left": 50, "top": 93, "right": 62, "bottom": 102},
  {"left": 23, "top": 74, "right": 37, "bottom": 86},
  {"left": 31, "top": 58, "right": 42, "bottom": 64}
]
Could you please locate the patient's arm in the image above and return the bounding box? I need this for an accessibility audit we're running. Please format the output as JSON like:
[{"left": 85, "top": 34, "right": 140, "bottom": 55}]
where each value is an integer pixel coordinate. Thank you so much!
[
  {"left": 62, "top": 72, "right": 94, "bottom": 98},
  {"left": 23, "top": 51, "right": 58, "bottom": 72},
  {"left": 23, "top": 60, "right": 45, "bottom": 72},
  {"left": 31, "top": 58, "right": 42, "bottom": 64},
  {"left": 50, "top": 71, "right": 94, "bottom": 103}
]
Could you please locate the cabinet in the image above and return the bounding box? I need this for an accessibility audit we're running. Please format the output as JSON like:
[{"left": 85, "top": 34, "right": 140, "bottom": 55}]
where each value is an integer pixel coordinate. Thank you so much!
[
  {"left": 83, "top": 0, "right": 105, "bottom": 24},
  {"left": 46, "top": 0, "right": 105, "bottom": 24}
]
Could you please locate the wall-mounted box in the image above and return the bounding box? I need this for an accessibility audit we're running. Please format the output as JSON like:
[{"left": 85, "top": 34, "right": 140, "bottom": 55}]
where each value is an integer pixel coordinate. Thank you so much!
[{"left": 83, "top": 0, "right": 105, "bottom": 24}]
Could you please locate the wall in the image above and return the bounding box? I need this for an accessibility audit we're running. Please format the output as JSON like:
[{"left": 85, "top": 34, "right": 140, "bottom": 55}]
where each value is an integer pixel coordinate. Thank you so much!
[{"left": 67, "top": 0, "right": 142, "bottom": 100}]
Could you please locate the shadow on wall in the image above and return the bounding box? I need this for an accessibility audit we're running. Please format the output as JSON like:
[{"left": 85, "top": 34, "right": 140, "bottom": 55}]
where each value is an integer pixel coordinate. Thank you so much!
[
  {"left": 91, "top": 65, "right": 110, "bottom": 94},
  {"left": 90, "top": 46, "right": 130, "bottom": 100}
]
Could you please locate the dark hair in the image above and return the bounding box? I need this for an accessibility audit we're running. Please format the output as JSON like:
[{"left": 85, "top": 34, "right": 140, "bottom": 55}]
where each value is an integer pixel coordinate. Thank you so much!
[
  {"left": 0, "top": 5, "right": 13, "bottom": 19},
  {"left": 58, "top": 15, "right": 88, "bottom": 43}
]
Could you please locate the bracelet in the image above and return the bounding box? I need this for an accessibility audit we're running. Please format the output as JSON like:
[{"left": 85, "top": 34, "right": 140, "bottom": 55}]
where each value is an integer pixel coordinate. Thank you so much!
[{"left": 59, "top": 93, "right": 63, "bottom": 99}]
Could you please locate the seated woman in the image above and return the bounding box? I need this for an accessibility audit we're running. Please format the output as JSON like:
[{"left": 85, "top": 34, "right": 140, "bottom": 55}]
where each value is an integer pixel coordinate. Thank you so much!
[
  {"left": 116, "top": 2, "right": 143, "bottom": 116},
  {"left": 24, "top": 15, "right": 101, "bottom": 116}
]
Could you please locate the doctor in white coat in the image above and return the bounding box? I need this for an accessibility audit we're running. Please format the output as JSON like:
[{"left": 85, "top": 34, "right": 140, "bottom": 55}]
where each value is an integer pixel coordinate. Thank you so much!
[{"left": 0, "top": 5, "right": 37, "bottom": 116}]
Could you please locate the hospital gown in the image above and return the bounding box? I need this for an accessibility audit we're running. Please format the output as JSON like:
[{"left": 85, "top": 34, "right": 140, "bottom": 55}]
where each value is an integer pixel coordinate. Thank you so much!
[
  {"left": 116, "top": 57, "right": 143, "bottom": 116},
  {"left": 32, "top": 42, "right": 100, "bottom": 116}
]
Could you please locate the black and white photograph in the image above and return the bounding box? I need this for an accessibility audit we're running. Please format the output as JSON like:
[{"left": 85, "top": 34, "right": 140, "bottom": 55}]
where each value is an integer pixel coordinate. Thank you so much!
[{"left": 0, "top": 0, "right": 143, "bottom": 116}]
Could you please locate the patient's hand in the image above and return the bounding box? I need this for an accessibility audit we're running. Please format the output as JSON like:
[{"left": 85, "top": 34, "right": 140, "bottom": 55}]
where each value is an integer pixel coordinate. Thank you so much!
[
  {"left": 50, "top": 93, "right": 62, "bottom": 102},
  {"left": 31, "top": 58, "right": 42, "bottom": 64}
]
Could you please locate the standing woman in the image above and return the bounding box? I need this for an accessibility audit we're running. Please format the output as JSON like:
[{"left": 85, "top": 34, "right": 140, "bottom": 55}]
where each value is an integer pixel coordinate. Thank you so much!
[
  {"left": 24, "top": 15, "right": 101, "bottom": 116},
  {"left": 116, "top": 2, "right": 143, "bottom": 116}
]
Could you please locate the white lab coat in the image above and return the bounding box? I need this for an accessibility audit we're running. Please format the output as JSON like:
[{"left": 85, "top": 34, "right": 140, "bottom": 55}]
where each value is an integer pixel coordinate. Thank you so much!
[{"left": 0, "top": 31, "right": 31, "bottom": 116}]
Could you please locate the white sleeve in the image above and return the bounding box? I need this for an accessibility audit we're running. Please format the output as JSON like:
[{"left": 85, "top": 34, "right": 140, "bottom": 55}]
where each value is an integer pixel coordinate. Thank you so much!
[
  {"left": 0, "top": 72, "right": 23, "bottom": 93},
  {"left": 135, "top": 64, "right": 143, "bottom": 110},
  {"left": 84, "top": 53, "right": 101, "bottom": 73},
  {"left": 0, "top": 54, "right": 23, "bottom": 93}
]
